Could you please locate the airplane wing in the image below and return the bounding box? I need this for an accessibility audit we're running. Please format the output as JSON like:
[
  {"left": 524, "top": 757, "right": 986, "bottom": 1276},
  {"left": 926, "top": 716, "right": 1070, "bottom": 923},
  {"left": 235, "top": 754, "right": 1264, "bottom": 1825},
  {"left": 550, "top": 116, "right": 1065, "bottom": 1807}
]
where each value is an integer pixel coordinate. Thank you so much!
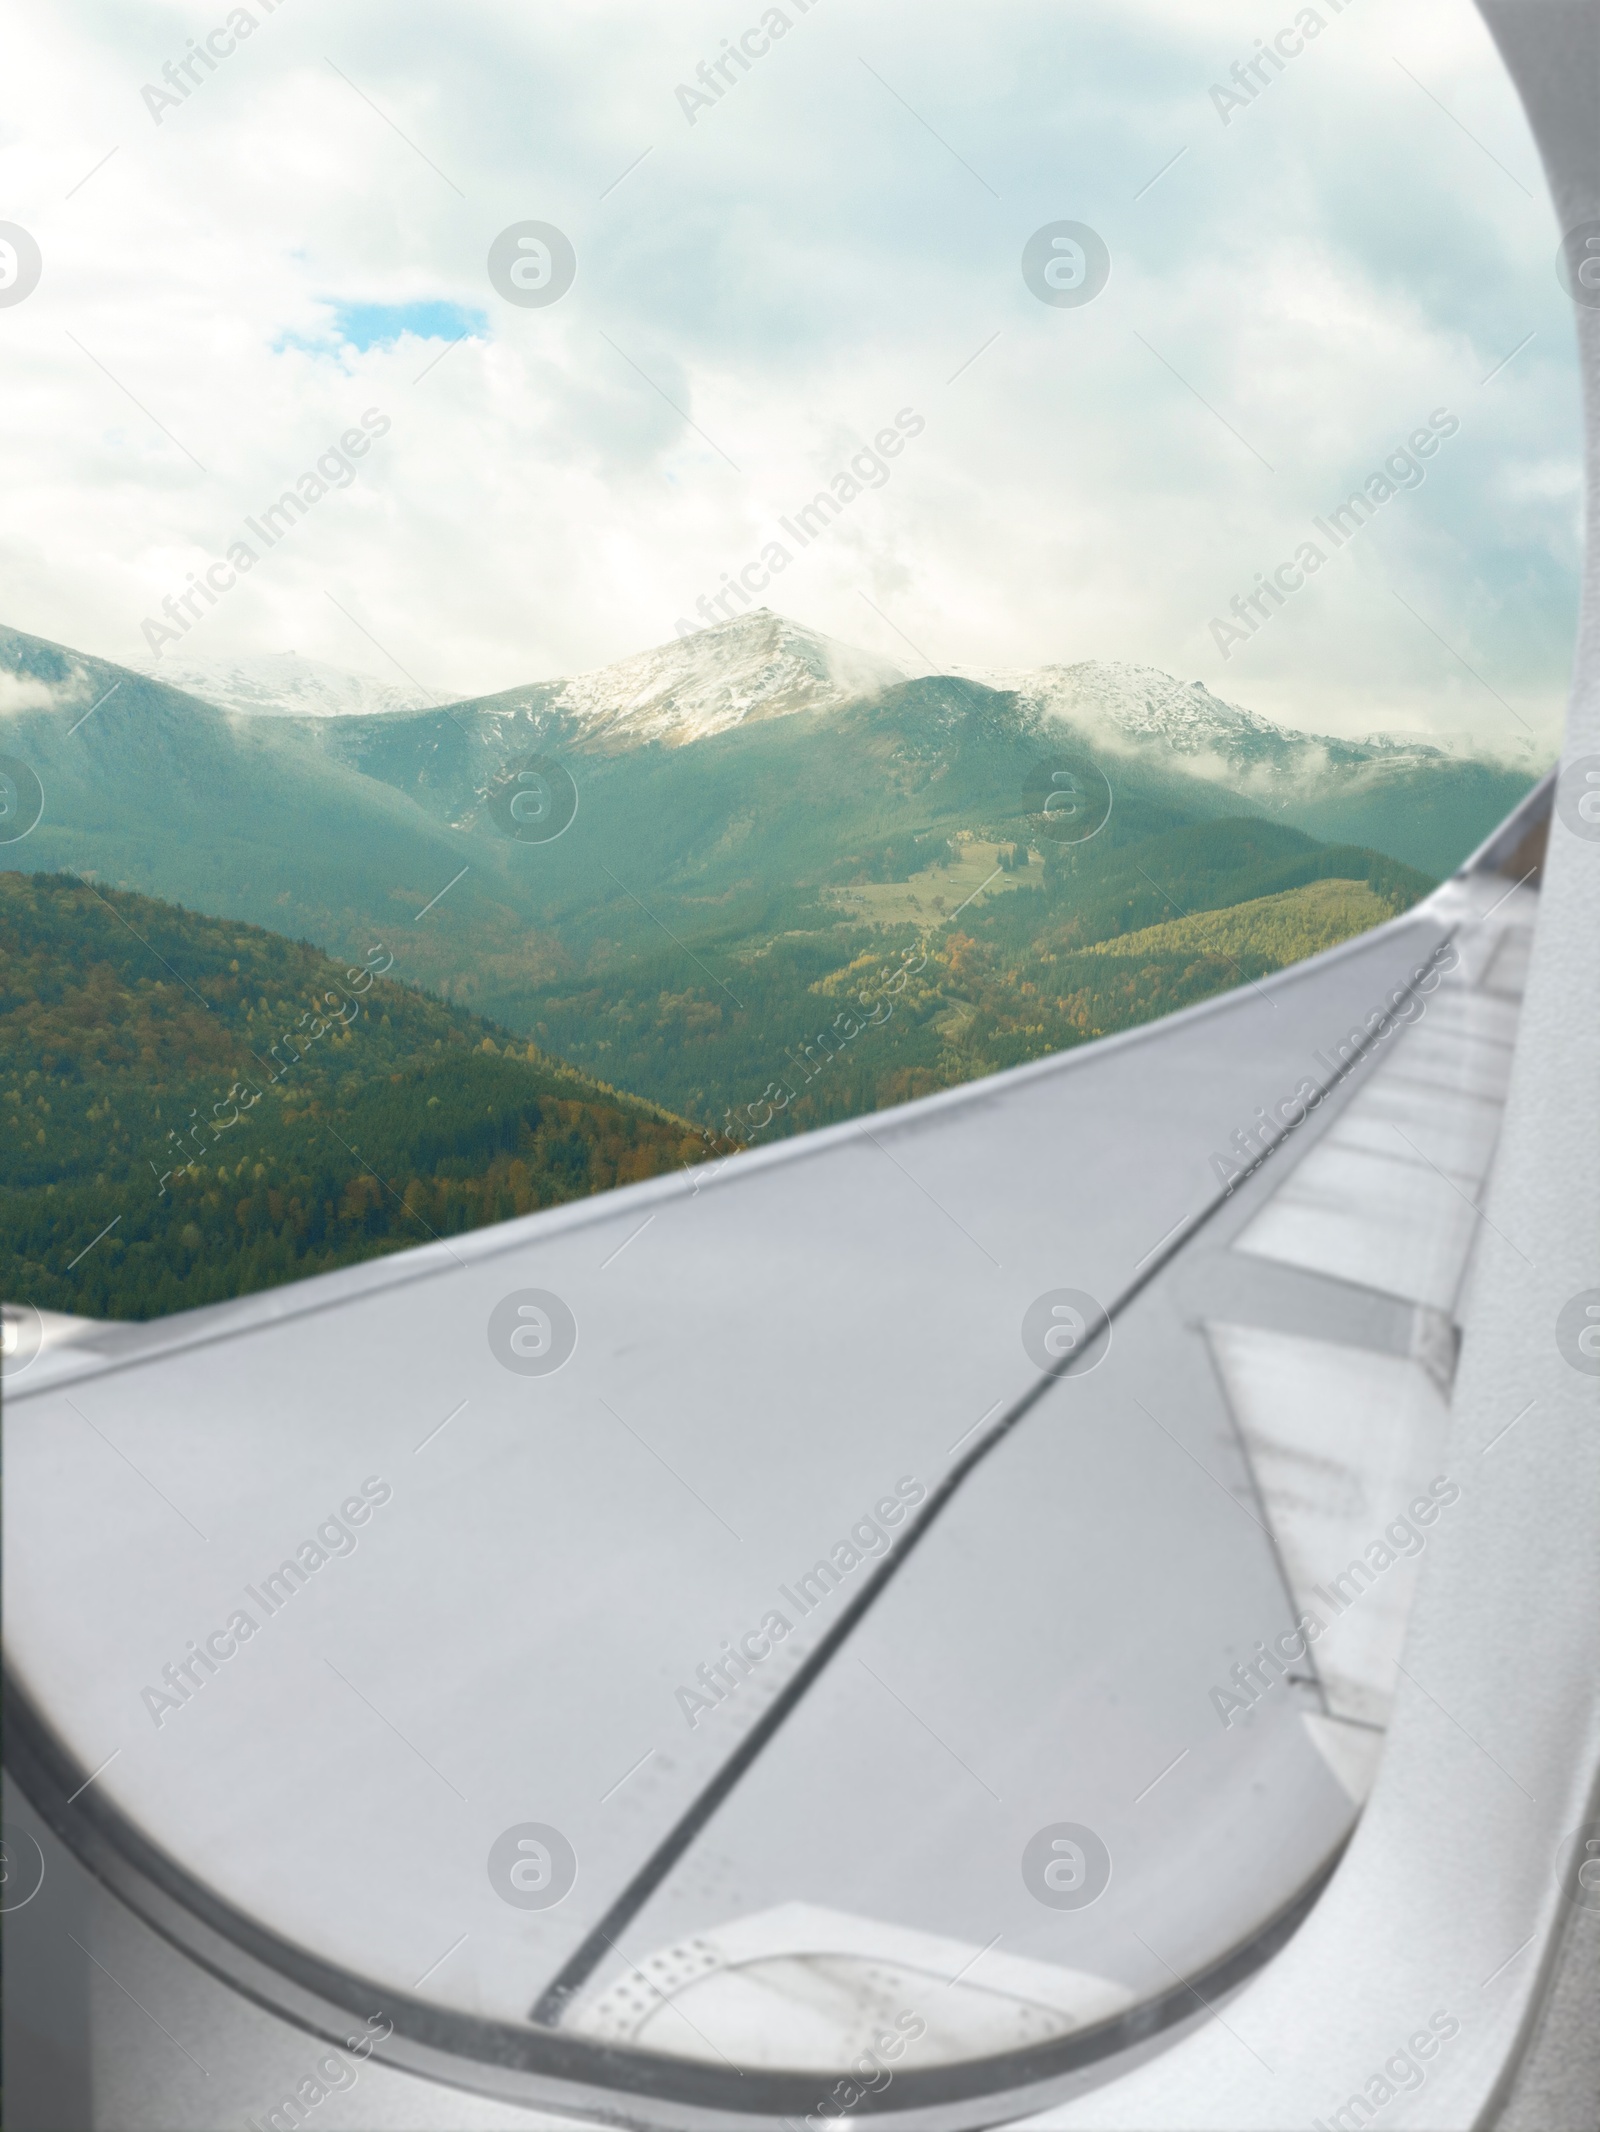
[{"left": 6, "top": 756, "right": 1582, "bottom": 2130}]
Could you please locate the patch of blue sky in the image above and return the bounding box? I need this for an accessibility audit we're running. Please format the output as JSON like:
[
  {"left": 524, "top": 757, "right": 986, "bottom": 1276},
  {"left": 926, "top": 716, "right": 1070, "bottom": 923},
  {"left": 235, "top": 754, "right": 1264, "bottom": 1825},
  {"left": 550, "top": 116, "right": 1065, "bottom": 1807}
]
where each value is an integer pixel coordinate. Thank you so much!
[{"left": 275, "top": 300, "right": 487, "bottom": 355}]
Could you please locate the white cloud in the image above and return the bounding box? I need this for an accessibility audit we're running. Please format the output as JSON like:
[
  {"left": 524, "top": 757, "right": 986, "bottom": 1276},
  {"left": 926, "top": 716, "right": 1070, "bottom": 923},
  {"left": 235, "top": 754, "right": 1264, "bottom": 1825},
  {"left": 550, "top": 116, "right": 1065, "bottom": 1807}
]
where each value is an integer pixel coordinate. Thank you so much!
[
  {"left": 0, "top": 0, "right": 1579, "bottom": 755},
  {"left": 0, "top": 672, "right": 66, "bottom": 716}
]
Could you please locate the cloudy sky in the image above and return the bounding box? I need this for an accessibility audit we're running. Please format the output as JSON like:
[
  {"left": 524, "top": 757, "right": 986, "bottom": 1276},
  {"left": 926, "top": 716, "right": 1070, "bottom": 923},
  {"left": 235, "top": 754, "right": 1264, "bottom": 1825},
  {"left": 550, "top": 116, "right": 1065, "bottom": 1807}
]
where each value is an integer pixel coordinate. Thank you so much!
[{"left": 0, "top": 0, "right": 1581, "bottom": 753}]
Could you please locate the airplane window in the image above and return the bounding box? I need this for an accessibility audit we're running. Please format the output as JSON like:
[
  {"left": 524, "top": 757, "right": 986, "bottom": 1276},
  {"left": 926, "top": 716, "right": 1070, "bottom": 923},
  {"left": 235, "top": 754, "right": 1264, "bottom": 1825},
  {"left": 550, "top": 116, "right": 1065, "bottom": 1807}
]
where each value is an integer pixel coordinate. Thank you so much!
[{"left": 0, "top": 0, "right": 1583, "bottom": 2125}]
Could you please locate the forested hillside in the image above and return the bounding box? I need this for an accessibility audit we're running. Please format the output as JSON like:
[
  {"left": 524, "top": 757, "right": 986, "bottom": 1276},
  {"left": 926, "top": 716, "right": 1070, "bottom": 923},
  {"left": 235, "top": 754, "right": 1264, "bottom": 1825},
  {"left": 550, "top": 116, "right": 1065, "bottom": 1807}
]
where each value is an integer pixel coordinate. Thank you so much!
[
  {"left": 1, "top": 620, "right": 1448, "bottom": 1317},
  {"left": 533, "top": 818, "right": 1435, "bottom": 1140},
  {"left": 1, "top": 623, "right": 1521, "bottom": 1135},
  {"left": 0, "top": 873, "right": 724, "bottom": 1320}
]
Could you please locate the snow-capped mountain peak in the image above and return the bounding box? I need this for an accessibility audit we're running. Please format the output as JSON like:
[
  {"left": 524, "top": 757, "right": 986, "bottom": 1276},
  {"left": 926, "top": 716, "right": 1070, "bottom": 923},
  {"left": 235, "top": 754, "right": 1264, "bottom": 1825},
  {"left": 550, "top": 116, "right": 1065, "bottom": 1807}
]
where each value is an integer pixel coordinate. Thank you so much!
[
  {"left": 960, "top": 656, "right": 1443, "bottom": 789},
  {"left": 966, "top": 659, "right": 1295, "bottom": 753},
  {"left": 155, "top": 650, "right": 436, "bottom": 719},
  {"left": 545, "top": 609, "right": 904, "bottom": 747},
  {"left": 146, "top": 619, "right": 1453, "bottom": 795}
]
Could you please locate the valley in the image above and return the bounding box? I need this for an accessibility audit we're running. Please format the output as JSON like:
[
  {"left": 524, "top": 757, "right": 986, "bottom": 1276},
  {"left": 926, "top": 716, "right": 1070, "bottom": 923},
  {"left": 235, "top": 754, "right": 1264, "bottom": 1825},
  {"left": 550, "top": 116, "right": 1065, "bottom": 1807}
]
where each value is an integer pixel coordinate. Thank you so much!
[{"left": 0, "top": 608, "right": 1535, "bottom": 1179}]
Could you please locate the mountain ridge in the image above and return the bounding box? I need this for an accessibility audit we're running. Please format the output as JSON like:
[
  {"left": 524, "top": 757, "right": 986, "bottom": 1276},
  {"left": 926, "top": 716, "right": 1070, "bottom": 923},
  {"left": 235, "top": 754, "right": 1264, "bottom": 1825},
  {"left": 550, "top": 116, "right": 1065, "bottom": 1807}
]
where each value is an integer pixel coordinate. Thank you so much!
[
  {"left": 0, "top": 615, "right": 1526, "bottom": 1180},
  {"left": 0, "top": 615, "right": 1539, "bottom": 899},
  {"left": 155, "top": 649, "right": 434, "bottom": 720},
  {"left": 962, "top": 656, "right": 1457, "bottom": 795},
  {"left": 424, "top": 609, "right": 1494, "bottom": 793},
  {"left": 109, "top": 608, "right": 1519, "bottom": 801}
]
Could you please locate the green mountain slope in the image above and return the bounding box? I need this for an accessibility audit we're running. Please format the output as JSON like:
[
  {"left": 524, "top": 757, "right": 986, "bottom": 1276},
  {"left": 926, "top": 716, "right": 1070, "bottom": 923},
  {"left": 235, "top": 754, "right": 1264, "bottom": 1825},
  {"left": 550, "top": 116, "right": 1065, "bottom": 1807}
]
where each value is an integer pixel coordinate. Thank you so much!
[
  {"left": 0, "top": 623, "right": 1446, "bottom": 1145},
  {"left": 1273, "top": 760, "right": 1534, "bottom": 879},
  {"left": 649, "top": 827, "right": 1433, "bottom": 1142},
  {"left": 0, "top": 872, "right": 722, "bottom": 1320}
]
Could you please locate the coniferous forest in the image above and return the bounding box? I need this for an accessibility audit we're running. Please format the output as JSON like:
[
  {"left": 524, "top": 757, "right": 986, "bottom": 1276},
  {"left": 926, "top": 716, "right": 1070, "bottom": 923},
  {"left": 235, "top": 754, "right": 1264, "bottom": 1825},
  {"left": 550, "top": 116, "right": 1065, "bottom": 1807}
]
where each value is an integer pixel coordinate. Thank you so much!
[{"left": 0, "top": 872, "right": 725, "bottom": 1320}]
